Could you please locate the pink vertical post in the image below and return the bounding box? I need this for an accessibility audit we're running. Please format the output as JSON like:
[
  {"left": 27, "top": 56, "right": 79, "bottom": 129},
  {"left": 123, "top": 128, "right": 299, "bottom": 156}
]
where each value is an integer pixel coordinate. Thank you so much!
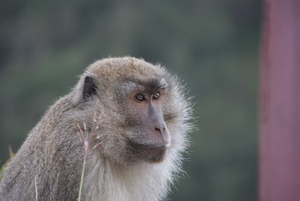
[{"left": 259, "top": 0, "right": 300, "bottom": 201}]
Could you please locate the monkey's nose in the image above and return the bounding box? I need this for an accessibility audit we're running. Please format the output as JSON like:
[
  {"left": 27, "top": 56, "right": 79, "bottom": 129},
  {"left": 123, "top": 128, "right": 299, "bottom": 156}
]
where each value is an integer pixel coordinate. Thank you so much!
[
  {"left": 155, "top": 126, "right": 170, "bottom": 147},
  {"left": 155, "top": 127, "right": 161, "bottom": 131},
  {"left": 155, "top": 126, "right": 165, "bottom": 134}
]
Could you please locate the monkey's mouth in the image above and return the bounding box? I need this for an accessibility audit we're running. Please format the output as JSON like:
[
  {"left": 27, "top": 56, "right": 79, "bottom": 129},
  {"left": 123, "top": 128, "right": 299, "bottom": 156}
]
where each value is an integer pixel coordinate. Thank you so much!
[
  {"left": 138, "top": 143, "right": 166, "bottom": 150},
  {"left": 130, "top": 141, "right": 166, "bottom": 150}
]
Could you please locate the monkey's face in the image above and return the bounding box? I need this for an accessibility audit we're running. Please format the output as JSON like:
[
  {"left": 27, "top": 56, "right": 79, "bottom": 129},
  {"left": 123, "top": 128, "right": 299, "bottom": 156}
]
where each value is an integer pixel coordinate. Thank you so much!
[
  {"left": 79, "top": 58, "right": 175, "bottom": 166},
  {"left": 123, "top": 87, "right": 171, "bottom": 163},
  {"left": 104, "top": 76, "right": 172, "bottom": 165}
]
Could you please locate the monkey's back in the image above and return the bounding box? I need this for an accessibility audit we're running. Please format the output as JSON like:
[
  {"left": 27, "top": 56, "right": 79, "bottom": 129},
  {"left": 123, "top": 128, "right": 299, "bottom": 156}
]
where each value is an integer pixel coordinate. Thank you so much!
[{"left": 0, "top": 95, "right": 84, "bottom": 201}]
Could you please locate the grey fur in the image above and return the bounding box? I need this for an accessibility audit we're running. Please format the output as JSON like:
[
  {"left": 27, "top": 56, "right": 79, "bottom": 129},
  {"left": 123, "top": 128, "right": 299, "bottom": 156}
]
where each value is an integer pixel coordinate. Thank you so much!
[{"left": 0, "top": 57, "right": 193, "bottom": 201}]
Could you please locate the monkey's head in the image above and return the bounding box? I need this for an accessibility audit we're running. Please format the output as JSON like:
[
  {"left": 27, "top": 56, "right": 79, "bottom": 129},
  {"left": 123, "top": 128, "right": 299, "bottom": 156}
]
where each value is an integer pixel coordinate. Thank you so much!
[{"left": 71, "top": 57, "right": 191, "bottom": 166}]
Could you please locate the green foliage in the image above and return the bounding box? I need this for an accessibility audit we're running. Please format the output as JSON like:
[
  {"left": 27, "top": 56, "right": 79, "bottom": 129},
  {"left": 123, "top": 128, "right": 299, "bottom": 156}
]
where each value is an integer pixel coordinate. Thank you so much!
[
  {"left": 0, "top": 0, "right": 261, "bottom": 200},
  {"left": 0, "top": 146, "right": 15, "bottom": 180},
  {"left": 0, "top": 160, "right": 2, "bottom": 181}
]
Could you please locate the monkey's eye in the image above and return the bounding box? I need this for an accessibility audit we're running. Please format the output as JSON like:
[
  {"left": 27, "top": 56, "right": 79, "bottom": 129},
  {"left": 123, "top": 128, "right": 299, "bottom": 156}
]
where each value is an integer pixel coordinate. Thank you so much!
[
  {"left": 135, "top": 94, "right": 145, "bottom": 101},
  {"left": 153, "top": 92, "right": 160, "bottom": 100}
]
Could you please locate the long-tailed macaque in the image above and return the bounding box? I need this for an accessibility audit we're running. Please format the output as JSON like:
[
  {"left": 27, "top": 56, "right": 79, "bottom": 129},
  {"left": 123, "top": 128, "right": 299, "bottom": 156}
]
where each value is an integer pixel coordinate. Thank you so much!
[{"left": 0, "top": 57, "right": 193, "bottom": 201}]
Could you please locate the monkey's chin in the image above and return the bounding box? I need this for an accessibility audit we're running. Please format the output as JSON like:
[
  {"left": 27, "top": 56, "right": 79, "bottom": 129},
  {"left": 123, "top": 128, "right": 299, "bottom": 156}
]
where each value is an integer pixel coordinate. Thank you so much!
[{"left": 130, "top": 142, "right": 167, "bottom": 163}]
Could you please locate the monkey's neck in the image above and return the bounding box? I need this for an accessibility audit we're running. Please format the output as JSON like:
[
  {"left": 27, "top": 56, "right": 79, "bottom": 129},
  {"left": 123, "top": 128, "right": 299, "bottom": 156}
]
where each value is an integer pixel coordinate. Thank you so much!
[{"left": 82, "top": 156, "right": 173, "bottom": 201}]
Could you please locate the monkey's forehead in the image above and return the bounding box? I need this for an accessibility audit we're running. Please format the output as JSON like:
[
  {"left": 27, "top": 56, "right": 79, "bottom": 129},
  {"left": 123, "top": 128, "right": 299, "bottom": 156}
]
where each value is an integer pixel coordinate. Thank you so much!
[
  {"left": 119, "top": 76, "right": 169, "bottom": 93},
  {"left": 86, "top": 57, "right": 168, "bottom": 79}
]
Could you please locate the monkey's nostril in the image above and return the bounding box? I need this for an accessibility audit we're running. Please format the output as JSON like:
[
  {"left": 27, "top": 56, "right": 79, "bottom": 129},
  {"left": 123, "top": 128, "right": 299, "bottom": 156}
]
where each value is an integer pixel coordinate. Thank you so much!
[{"left": 155, "top": 127, "right": 161, "bottom": 131}]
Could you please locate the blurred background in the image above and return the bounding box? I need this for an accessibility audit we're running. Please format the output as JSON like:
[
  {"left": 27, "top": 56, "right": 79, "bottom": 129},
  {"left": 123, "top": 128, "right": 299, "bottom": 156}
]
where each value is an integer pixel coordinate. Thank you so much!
[{"left": 0, "top": 0, "right": 260, "bottom": 200}]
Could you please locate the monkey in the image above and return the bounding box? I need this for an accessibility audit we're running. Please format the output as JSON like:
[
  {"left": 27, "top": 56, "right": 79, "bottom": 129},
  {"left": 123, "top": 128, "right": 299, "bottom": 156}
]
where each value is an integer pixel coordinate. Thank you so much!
[{"left": 0, "top": 57, "right": 193, "bottom": 201}]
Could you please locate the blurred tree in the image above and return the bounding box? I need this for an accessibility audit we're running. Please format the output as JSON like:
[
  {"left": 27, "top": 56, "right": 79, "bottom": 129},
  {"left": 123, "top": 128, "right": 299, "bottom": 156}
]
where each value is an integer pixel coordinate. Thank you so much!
[{"left": 0, "top": 0, "right": 260, "bottom": 200}]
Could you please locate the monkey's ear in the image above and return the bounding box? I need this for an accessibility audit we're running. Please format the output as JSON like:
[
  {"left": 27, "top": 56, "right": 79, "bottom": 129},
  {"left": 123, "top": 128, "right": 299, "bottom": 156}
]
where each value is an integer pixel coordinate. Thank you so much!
[{"left": 83, "top": 76, "right": 97, "bottom": 101}]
